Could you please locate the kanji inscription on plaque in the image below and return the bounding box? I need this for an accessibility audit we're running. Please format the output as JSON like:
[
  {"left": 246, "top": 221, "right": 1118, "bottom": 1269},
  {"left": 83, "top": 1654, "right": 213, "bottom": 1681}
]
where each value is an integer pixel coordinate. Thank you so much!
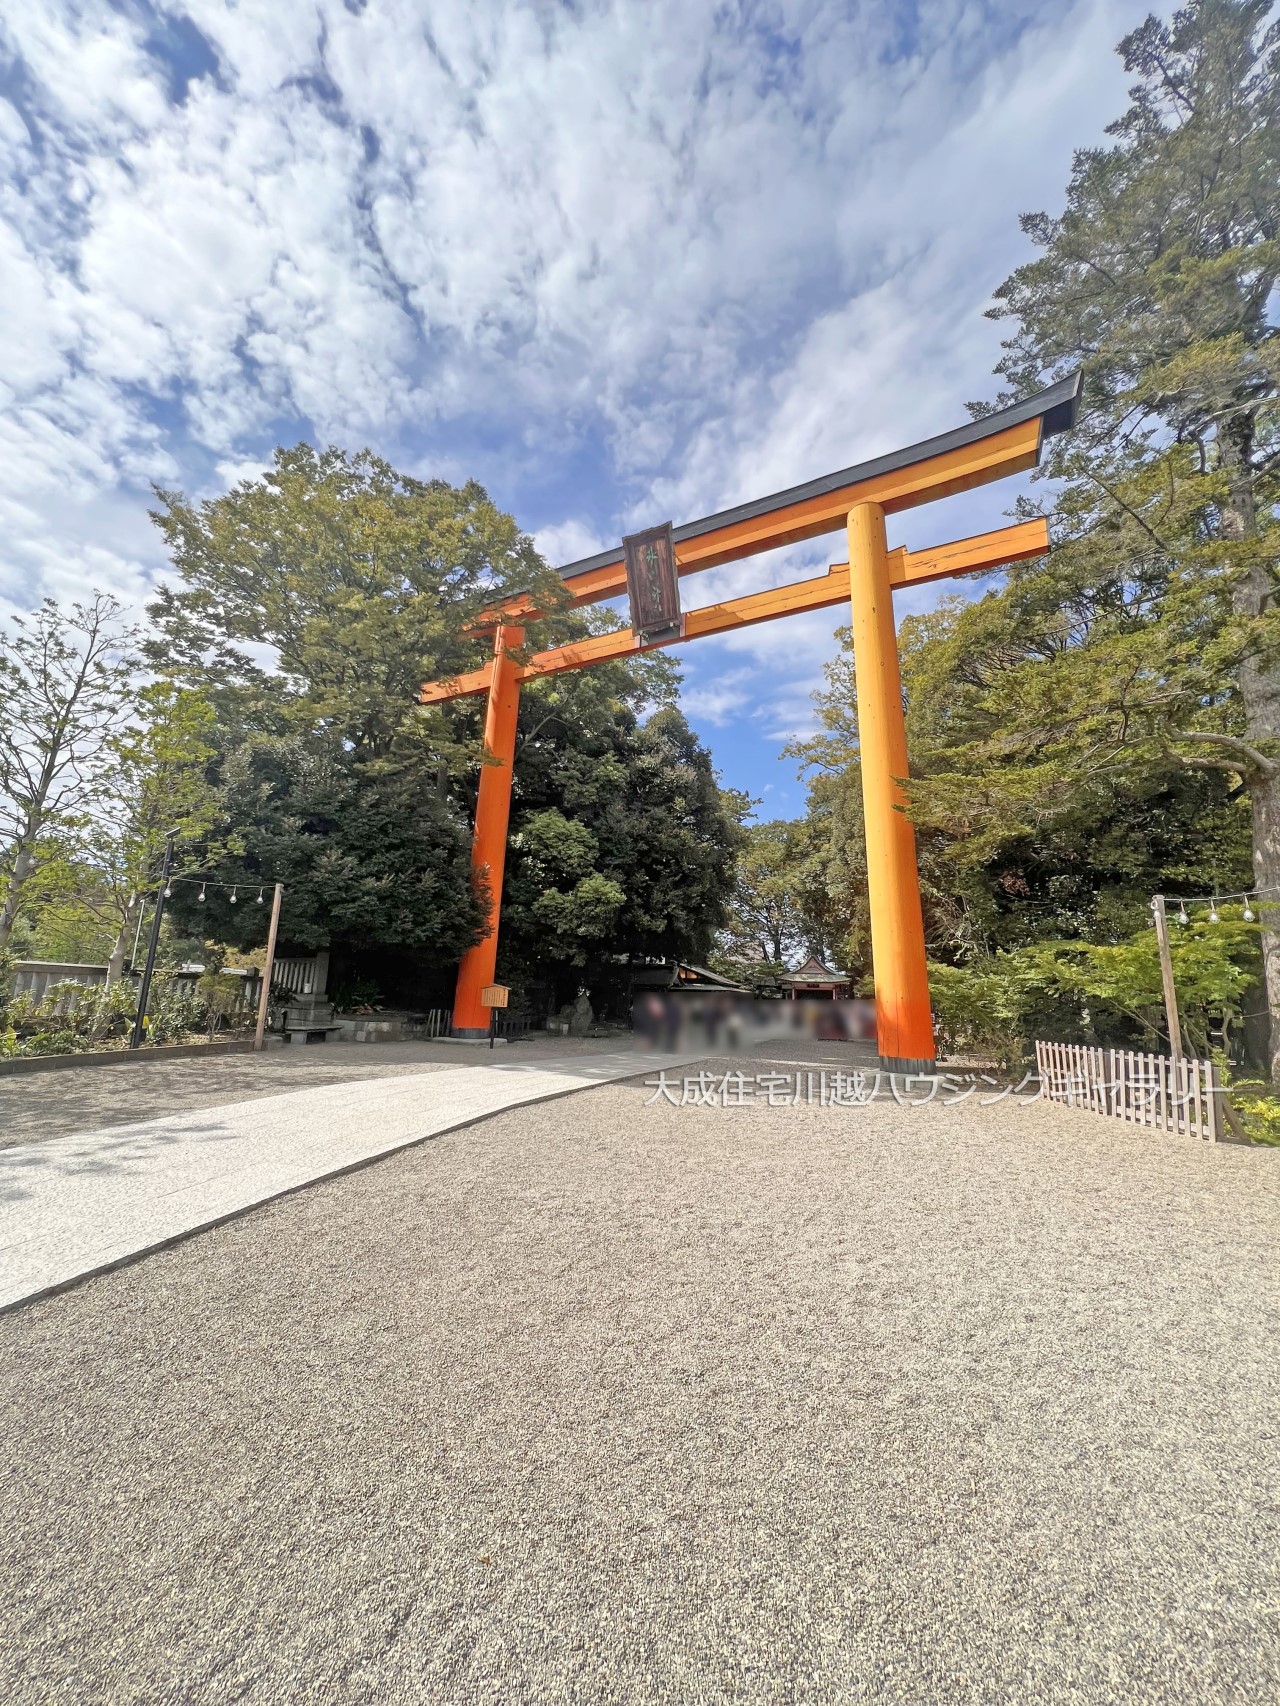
[{"left": 622, "top": 521, "right": 682, "bottom": 644}]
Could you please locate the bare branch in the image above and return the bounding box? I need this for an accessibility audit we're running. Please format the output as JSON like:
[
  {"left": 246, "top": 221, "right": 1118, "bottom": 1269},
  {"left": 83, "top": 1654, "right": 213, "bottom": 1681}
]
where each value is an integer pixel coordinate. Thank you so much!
[{"left": 1172, "top": 730, "right": 1278, "bottom": 778}]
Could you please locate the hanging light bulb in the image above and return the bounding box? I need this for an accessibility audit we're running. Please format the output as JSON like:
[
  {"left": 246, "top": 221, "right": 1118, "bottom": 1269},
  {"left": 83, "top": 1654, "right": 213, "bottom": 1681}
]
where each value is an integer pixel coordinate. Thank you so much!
[
  {"left": 1209, "top": 901, "right": 1219, "bottom": 924},
  {"left": 229, "top": 885, "right": 238, "bottom": 905},
  {"left": 163, "top": 882, "right": 173, "bottom": 898},
  {"left": 1243, "top": 900, "right": 1255, "bottom": 922},
  {"left": 198, "top": 884, "right": 207, "bottom": 903},
  {"left": 256, "top": 888, "right": 265, "bottom": 905},
  {"left": 1177, "top": 903, "right": 1189, "bottom": 926}
]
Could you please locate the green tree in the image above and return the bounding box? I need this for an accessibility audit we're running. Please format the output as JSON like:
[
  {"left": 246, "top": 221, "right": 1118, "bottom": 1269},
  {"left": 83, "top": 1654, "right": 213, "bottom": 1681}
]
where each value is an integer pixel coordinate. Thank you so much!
[
  {"left": 164, "top": 731, "right": 484, "bottom": 972},
  {"left": 497, "top": 661, "right": 747, "bottom": 1011},
  {"left": 147, "top": 444, "right": 744, "bottom": 1007},
  {"left": 783, "top": 636, "right": 872, "bottom": 978},
  {"left": 979, "top": 0, "right": 1280, "bottom": 1070},
  {"left": 147, "top": 444, "right": 564, "bottom": 756},
  {"left": 146, "top": 446, "right": 567, "bottom": 982},
  {"left": 0, "top": 595, "right": 137, "bottom": 950},
  {"left": 719, "top": 817, "right": 839, "bottom": 970},
  {"left": 894, "top": 515, "right": 1254, "bottom": 956},
  {"left": 83, "top": 683, "right": 224, "bottom": 983},
  {"left": 786, "top": 588, "right": 1252, "bottom": 1036}
]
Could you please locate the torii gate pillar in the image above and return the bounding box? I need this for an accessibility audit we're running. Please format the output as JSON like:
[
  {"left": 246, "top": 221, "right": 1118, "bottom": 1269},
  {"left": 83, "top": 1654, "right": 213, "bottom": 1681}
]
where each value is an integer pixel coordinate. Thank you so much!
[
  {"left": 452, "top": 623, "right": 523, "bottom": 1036},
  {"left": 848, "top": 502, "right": 934, "bottom": 1072}
]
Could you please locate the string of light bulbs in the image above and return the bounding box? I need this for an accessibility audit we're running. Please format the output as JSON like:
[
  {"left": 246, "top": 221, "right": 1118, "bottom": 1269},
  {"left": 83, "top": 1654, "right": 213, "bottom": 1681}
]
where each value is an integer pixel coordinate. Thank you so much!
[
  {"left": 128, "top": 875, "right": 274, "bottom": 908},
  {"left": 171, "top": 875, "right": 269, "bottom": 907},
  {"left": 1155, "top": 884, "right": 1280, "bottom": 927}
]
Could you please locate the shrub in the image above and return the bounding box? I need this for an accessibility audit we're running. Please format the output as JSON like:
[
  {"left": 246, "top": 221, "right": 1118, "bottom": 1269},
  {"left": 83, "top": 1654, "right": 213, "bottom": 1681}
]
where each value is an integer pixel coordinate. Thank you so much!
[
  {"left": 26, "top": 1028, "right": 81, "bottom": 1056},
  {"left": 927, "top": 960, "right": 1029, "bottom": 1069},
  {"left": 1, "top": 979, "right": 138, "bottom": 1054},
  {"left": 0, "top": 957, "right": 251, "bottom": 1057},
  {"left": 196, "top": 970, "right": 247, "bottom": 1038},
  {"left": 928, "top": 913, "right": 1260, "bottom": 1067},
  {"left": 1235, "top": 1096, "right": 1280, "bottom": 1147},
  {"left": 145, "top": 979, "right": 205, "bottom": 1044}
]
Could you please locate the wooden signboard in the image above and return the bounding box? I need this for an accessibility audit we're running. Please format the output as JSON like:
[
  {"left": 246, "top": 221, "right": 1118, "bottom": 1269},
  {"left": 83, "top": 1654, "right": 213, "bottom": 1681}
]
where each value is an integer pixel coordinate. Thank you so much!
[
  {"left": 480, "top": 983, "right": 509, "bottom": 1009},
  {"left": 622, "top": 521, "right": 682, "bottom": 643}
]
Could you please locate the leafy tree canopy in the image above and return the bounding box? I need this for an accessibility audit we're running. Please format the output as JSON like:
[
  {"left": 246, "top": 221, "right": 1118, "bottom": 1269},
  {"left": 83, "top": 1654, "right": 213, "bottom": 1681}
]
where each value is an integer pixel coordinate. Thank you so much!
[
  {"left": 147, "top": 444, "right": 566, "bottom": 758},
  {"left": 498, "top": 657, "right": 748, "bottom": 1007},
  {"left": 142, "top": 443, "right": 743, "bottom": 1007}
]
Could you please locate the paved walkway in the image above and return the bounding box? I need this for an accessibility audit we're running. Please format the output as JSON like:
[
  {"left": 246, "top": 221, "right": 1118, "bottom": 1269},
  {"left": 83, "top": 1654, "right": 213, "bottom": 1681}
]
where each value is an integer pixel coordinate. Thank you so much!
[
  {"left": 0, "top": 1050, "right": 703, "bottom": 1312},
  {"left": 0, "top": 1035, "right": 638, "bottom": 1149}
]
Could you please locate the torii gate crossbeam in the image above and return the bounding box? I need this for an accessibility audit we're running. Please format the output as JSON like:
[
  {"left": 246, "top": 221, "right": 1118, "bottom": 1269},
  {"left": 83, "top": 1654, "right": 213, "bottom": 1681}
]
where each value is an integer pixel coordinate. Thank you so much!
[{"left": 423, "top": 373, "right": 1080, "bottom": 1066}]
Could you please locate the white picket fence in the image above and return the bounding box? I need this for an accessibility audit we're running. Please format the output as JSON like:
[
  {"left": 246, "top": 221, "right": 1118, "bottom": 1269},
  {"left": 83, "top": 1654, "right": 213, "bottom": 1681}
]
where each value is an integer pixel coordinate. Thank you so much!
[{"left": 1035, "top": 1041, "right": 1220, "bottom": 1142}]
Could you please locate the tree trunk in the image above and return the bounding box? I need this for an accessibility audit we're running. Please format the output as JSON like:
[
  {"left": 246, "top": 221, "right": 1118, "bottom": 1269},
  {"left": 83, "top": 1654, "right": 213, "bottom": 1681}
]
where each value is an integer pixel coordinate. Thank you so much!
[
  {"left": 1221, "top": 416, "right": 1280, "bottom": 1079},
  {"left": 0, "top": 837, "right": 37, "bottom": 951},
  {"left": 105, "top": 903, "right": 137, "bottom": 988}
]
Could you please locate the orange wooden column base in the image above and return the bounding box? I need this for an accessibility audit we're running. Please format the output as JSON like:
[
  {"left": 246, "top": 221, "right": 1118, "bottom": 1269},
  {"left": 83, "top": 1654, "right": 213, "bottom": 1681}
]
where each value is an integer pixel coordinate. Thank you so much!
[
  {"left": 847, "top": 503, "right": 936, "bottom": 1072},
  {"left": 452, "top": 623, "right": 524, "bottom": 1035}
]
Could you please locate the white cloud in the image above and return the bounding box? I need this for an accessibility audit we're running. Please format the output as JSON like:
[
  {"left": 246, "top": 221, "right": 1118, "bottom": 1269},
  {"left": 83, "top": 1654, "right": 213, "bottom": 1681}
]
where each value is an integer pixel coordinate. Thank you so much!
[
  {"left": 679, "top": 668, "right": 756, "bottom": 728},
  {"left": 0, "top": 0, "right": 1154, "bottom": 798},
  {"left": 532, "top": 518, "right": 607, "bottom": 569}
]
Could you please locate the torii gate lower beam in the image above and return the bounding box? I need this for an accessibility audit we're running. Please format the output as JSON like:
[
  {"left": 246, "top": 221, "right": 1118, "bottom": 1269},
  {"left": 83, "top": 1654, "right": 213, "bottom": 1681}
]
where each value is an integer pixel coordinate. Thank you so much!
[{"left": 426, "top": 374, "right": 1080, "bottom": 1059}]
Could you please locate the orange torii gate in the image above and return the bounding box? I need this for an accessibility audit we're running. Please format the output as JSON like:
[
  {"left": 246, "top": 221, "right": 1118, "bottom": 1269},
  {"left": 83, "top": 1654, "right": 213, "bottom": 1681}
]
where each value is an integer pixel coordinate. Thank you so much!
[{"left": 423, "top": 373, "right": 1080, "bottom": 1067}]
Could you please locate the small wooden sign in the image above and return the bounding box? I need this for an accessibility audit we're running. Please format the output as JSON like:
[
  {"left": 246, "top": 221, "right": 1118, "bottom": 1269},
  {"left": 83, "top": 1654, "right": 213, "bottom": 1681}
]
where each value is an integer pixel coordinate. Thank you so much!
[
  {"left": 480, "top": 983, "right": 509, "bottom": 1009},
  {"left": 622, "top": 521, "right": 682, "bottom": 644}
]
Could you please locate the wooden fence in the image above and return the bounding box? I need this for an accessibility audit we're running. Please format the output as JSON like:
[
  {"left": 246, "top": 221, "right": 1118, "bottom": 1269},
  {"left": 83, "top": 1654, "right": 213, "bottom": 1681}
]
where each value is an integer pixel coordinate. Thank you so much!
[{"left": 1035, "top": 1041, "right": 1220, "bottom": 1142}]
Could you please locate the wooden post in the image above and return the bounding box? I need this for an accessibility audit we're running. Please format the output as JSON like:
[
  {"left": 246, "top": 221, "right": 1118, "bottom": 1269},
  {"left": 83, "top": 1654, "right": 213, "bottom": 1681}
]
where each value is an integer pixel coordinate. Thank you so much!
[
  {"left": 847, "top": 502, "right": 935, "bottom": 1073},
  {"left": 254, "top": 883, "right": 283, "bottom": 1054},
  {"left": 452, "top": 624, "right": 524, "bottom": 1037},
  {"left": 1152, "top": 896, "right": 1184, "bottom": 1063}
]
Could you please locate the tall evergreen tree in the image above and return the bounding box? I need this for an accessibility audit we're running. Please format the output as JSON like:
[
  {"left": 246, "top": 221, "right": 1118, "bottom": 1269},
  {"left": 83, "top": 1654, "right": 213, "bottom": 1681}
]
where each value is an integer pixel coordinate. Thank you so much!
[
  {"left": 147, "top": 445, "right": 564, "bottom": 973},
  {"left": 978, "top": 0, "right": 1280, "bottom": 1072}
]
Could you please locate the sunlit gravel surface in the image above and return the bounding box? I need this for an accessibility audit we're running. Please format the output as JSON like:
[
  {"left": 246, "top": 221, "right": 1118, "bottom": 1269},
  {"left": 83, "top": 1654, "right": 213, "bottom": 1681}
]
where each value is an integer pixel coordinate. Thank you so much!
[{"left": 2, "top": 1072, "right": 1277, "bottom": 1704}]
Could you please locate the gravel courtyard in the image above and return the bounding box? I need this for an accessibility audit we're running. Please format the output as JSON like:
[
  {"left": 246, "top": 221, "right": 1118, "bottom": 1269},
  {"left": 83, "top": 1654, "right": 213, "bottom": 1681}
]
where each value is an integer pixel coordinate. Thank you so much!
[{"left": 1, "top": 1072, "right": 1277, "bottom": 1704}]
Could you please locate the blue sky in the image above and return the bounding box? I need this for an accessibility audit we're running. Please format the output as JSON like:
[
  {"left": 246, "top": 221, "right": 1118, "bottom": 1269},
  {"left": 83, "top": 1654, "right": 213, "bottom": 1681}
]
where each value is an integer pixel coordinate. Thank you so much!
[{"left": 0, "top": 0, "right": 1156, "bottom": 818}]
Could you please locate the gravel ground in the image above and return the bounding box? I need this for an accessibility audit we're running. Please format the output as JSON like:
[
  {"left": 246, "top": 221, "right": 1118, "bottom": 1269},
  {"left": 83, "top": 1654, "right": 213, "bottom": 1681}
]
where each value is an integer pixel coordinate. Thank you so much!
[
  {"left": 1, "top": 1075, "right": 1277, "bottom": 1705},
  {"left": 0, "top": 1035, "right": 631, "bottom": 1149}
]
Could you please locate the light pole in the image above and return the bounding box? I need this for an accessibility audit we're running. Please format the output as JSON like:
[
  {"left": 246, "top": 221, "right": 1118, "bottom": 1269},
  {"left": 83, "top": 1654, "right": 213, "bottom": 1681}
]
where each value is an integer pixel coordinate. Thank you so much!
[{"left": 129, "top": 830, "right": 177, "bottom": 1051}]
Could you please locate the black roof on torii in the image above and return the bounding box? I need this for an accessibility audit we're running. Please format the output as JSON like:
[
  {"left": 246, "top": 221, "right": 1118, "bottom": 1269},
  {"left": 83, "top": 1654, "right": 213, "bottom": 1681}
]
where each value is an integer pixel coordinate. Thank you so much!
[{"left": 555, "top": 371, "right": 1082, "bottom": 581}]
